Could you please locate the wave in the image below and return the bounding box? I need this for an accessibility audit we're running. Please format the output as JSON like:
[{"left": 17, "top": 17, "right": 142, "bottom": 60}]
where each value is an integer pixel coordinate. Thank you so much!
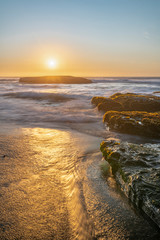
[
  {"left": 4, "top": 91, "right": 74, "bottom": 102},
  {"left": 91, "top": 77, "right": 160, "bottom": 84},
  {"left": 0, "top": 78, "right": 18, "bottom": 84}
]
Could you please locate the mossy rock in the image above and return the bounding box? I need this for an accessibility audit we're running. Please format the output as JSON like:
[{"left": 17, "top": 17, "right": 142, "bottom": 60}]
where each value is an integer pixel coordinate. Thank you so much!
[
  {"left": 92, "top": 92, "right": 160, "bottom": 112},
  {"left": 103, "top": 111, "right": 160, "bottom": 137},
  {"left": 99, "top": 140, "right": 160, "bottom": 228},
  {"left": 110, "top": 93, "right": 160, "bottom": 112},
  {"left": 97, "top": 99, "right": 123, "bottom": 112},
  {"left": 92, "top": 92, "right": 160, "bottom": 137},
  {"left": 91, "top": 97, "right": 107, "bottom": 106}
]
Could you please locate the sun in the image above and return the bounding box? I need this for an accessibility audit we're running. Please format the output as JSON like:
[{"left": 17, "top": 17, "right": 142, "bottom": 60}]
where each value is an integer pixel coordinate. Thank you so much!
[{"left": 47, "top": 59, "right": 57, "bottom": 69}]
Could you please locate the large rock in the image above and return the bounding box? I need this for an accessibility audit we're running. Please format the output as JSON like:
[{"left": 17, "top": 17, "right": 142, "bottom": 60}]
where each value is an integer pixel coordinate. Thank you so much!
[
  {"left": 92, "top": 93, "right": 160, "bottom": 112},
  {"left": 100, "top": 140, "right": 160, "bottom": 228},
  {"left": 103, "top": 111, "right": 160, "bottom": 138},
  {"left": 110, "top": 93, "right": 160, "bottom": 112},
  {"left": 91, "top": 97, "right": 122, "bottom": 112},
  {"left": 19, "top": 76, "right": 92, "bottom": 84},
  {"left": 91, "top": 97, "right": 107, "bottom": 106},
  {"left": 91, "top": 93, "right": 160, "bottom": 137}
]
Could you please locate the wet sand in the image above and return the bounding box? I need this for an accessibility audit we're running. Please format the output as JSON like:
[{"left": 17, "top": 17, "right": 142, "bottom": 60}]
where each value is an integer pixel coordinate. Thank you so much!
[{"left": 0, "top": 125, "right": 160, "bottom": 239}]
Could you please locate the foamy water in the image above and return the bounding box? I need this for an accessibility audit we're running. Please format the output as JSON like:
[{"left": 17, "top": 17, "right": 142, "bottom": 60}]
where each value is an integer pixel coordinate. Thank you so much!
[
  {"left": 0, "top": 77, "right": 160, "bottom": 239},
  {"left": 0, "top": 77, "right": 160, "bottom": 130}
]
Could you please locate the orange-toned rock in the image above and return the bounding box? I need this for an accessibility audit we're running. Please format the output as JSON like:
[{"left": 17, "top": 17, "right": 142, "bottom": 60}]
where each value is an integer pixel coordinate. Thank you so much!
[
  {"left": 103, "top": 111, "right": 160, "bottom": 137},
  {"left": 92, "top": 93, "right": 160, "bottom": 112}
]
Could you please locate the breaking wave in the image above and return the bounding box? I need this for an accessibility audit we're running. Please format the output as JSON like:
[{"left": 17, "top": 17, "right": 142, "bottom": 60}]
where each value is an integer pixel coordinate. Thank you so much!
[{"left": 4, "top": 91, "right": 74, "bottom": 102}]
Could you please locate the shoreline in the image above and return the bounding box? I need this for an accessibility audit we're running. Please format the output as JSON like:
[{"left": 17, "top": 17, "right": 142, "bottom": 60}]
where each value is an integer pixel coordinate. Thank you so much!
[
  {"left": 0, "top": 123, "right": 160, "bottom": 238},
  {"left": 92, "top": 92, "right": 160, "bottom": 229}
]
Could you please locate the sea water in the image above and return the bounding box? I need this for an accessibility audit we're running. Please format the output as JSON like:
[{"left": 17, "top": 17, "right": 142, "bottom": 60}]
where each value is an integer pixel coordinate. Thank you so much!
[
  {"left": 0, "top": 77, "right": 160, "bottom": 129},
  {"left": 0, "top": 77, "right": 160, "bottom": 239}
]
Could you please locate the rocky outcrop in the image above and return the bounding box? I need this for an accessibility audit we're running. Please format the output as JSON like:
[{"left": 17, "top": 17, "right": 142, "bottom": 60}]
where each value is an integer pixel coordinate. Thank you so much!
[
  {"left": 100, "top": 140, "right": 160, "bottom": 228},
  {"left": 103, "top": 111, "right": 160, "bottom": 138},
  {"left": 91, "top": 93, "right": 160, "bottom": 137},
  {"left": 94, "top": 93, "right": 160, "bottom": 227},
  {"left": 91, "top": 97, "right": 123, "bottom": 112},
  {"left": 19, "top": 76, "right": 92, "bottom": 84},
  {"left": 91, "top": 96, "right": 123, "bottom": 112},
  {"left": 92, "top": 93, "right": 160, "bottom": 112}
]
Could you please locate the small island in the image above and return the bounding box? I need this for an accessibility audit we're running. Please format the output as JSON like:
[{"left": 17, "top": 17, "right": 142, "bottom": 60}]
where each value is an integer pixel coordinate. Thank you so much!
[{"left": 19, "top": 76, "right": 92, "bottom": 84}]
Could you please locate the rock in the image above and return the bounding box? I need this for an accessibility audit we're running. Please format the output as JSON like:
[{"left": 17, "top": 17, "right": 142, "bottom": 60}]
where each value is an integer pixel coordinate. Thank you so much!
[
  {"left": 91, "top": 92, "right": 160, "bottom": 137},
  {"left": 100, "top": 140, "right": 160, "bottom": 228},
  {"left": 97, "top": 99, "right": 123, "bottom": 112},
  {"left": 19, "top": 76, "right": 92, "bottom": 84},
  {"left": 103, "top": 111, "right": 160, "bottom": 138},
  {"left": 91, "top": 93, "right": 160, "bottom": 112},
  {"left": 91, "top": 97, "right": 123, "bottom": 112},
  {"left": 110, "top": 93, "right": 160, "bottom": 112},
  {"left": 91, "top": 97, "right": 107, "bottom": 106}
]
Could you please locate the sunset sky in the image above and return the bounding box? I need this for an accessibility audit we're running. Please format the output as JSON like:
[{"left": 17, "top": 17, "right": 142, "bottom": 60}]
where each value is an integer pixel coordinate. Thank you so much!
[{"left": 0, "top": 0, "right": 160, "bottom": 77}]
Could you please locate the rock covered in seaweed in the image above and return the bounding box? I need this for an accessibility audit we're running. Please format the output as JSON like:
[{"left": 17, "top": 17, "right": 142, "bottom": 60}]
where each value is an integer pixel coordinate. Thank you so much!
[
  {"left": 91, "top": 96, "right": 123, "bottom": 112},
  {"left": 91, "top": 93, "right": 160, "bottom": 137},
  {"left": 103, "top": 111, "right": 160, "bottom": 138},
  {"left": 92, "top": 93, "right": 160, "bottom": 112},
  {"left": 100, "top": 140, "right": 160, "bottom": 228}
]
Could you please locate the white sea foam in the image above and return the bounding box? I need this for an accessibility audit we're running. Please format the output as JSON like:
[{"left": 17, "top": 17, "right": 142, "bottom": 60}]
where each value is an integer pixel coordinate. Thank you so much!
[{"left": 0, "top": 77, "right": 160, "bottom": 135}]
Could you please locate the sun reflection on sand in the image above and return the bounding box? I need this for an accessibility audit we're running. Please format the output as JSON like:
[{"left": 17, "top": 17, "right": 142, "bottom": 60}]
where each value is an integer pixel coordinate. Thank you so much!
[
  {"left": 21, "top": 127, "right": 95, "bottom": 239},
  {"left": 0, "top": 127, "right": 94, "bottom": 239}
]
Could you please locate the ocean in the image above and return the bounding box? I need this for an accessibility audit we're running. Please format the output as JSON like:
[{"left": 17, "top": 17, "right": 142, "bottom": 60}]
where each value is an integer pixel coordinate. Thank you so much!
[
  {"left": 0, "top": 77, "right": 160, "bottom": 239},
  {"left": 0, "top": 77, "right": 160, "bottom": 130}
]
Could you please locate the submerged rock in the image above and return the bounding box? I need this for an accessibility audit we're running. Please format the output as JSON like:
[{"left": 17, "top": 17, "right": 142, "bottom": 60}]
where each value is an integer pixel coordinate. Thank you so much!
[
  {"left": 100, "top": 140, "right": 160, "bottom": 228},
  {"left": 19, "top": 76, "right": 92, "bottom": 84}
]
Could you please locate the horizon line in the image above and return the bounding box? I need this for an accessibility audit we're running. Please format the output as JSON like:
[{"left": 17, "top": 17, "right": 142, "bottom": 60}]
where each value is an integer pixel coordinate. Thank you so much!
[{"left": 0, "top": 75, "right": 160, "bottom": 79}]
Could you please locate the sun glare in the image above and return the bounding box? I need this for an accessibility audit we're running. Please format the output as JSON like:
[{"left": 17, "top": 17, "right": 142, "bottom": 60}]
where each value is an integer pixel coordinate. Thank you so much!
[{"left": 47, "top": 59, "right": 57, "bottom": 69}]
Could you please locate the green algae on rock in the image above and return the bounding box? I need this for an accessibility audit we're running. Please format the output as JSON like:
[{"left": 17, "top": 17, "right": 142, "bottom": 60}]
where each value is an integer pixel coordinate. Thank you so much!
[
  {"left": 91, "top": 93, "right": 160, "bottom": 137},
  {"left": 100, "top": 140, "right": 160, "bottom": 228},
  {"left": 91, "top": 96, "right": 123, "bottom": 112},
  {"left": 110, "top": 93, "right": 160, "bottom": 112},
  {"left": 92, "top": 93, "right": 160, "bottom": 112},
  {"left": 103, "top": 111, "right": 160, "bottom": 138},
  {"left": 19, "top": 76, "right": 92, "bottom": 84}
]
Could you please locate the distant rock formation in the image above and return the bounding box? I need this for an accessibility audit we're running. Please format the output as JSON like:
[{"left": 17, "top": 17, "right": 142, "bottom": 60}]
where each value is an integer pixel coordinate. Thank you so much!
[
  {"left": 19, "top": 76, "right": 92, "bottom": 84},
  {"left": 100, "top": 140, "right": 160, "bottom": 228}
]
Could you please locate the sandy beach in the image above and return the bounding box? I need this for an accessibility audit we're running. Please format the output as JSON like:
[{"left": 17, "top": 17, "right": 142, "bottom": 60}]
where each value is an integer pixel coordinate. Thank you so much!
[{"left": 0, "top": 121, "right": 160, "bottom": 239}]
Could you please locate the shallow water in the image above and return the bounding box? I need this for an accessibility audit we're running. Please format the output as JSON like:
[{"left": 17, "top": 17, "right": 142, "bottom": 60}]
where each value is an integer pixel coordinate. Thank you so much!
[
  {"left": 0, "top": 78, "right": 160, "bottom": 129},
  {"left": 0, "top": 78, "right": 160, "bottom": 239}
]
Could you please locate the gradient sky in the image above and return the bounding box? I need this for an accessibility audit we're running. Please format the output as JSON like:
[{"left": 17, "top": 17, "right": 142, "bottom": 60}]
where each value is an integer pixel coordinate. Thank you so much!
[{"left": 0, "top": 0, "right": 160, "bottom": 77}]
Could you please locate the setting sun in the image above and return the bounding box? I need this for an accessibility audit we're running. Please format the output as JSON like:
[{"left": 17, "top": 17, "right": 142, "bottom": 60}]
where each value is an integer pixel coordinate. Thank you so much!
[
  {"left": 47, "top": 59, "right": 57, "bottom": 69},
  {"left": 0, "top": 1, "right": 160, "bottom": 239}
]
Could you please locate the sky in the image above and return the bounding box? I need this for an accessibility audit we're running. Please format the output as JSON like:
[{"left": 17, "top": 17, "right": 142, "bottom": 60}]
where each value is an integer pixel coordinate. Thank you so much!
[{"left": 0, "top": 0, "right": 160, "bottom": 77}]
